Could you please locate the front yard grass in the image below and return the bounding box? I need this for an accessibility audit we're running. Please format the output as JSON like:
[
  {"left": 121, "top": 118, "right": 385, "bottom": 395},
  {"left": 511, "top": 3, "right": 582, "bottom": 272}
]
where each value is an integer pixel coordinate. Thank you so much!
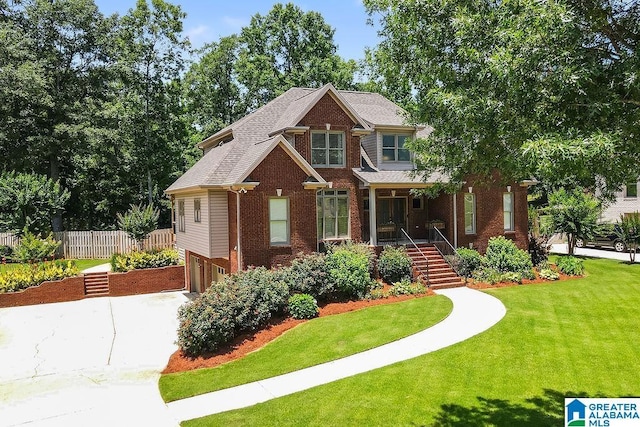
[
  {"left": 184, "top": 258, "right": 640, "bottom": 426},
  {"left": 159, "top": 295, "right": 453, "bottom": 402}
]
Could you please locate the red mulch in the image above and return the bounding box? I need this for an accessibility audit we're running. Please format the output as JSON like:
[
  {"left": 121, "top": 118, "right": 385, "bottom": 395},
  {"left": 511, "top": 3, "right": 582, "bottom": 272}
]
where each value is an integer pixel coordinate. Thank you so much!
[
  {"left": 162, "top": 273, "right": 580, "bottom": 374},
  {"left": 466, "top": 271, "right": 577, "bottom": 289}
]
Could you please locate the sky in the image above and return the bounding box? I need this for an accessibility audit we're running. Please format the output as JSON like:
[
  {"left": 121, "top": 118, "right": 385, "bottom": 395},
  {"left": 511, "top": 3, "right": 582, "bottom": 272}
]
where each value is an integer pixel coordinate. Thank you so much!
[{"left": 93, "top": 0, "right": 381, "bottom": 61}]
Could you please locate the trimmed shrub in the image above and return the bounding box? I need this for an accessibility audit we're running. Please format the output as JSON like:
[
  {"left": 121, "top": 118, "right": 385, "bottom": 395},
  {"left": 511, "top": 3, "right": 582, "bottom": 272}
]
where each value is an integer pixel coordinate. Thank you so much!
[
  {"left": 555, "top": 256, "right": 584, "bottom": 276},
  {"left": 176, "top": 283, "right": 238, "bottom": 356},
  {"left": 0, "top": 260, "right": 79, "bottom": 293},
  {"left": 11, "top": 231, "right": 59, "bottom": 263},
  {"left": 326, "top": 246, "right": 372, "bottom": 299},
  {"left": 539, "top": 268, "right": 560, "bottom": 280},
  {"left": 176, "top": 266, "right": 289, "bottom": 356},
  {"left": 288, "top": 293, "right": 319, "bottom": 319},
  {"left": 110, "top": 249, "right": 179, "bottom": 272},
  {"left": 378, "top": 246, "right": 412, "bottom": 284},
  {"left": 455, "top": 248, "right": 482, "bottom": 278},
  {"left": 228, "top": 267, "right": 289, "bottom": 332},
  {"left": 484, "top": 236, "right": 535, "bottom": 279},
  {"left": 278, "top": 252, "right": 334, "bottom": 301},
  {"left": 326, "top": 241, "right": 376, "bottom": 277}
]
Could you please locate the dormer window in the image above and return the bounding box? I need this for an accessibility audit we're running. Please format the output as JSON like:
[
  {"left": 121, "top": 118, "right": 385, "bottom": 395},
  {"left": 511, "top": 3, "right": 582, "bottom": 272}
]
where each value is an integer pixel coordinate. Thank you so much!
[
  {"left": 312, "top": 131, "right": 345, "bottom": 167},
  {"left": 382, "top": 134, "right": 411, "bottom": 162}
]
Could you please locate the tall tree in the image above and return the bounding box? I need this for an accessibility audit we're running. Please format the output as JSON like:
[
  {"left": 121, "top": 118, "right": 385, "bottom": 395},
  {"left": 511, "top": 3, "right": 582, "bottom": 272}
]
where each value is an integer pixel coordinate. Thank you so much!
[
  {"left": 1, "top": 0, "right": 115, "bottom": 230},
  {"left": 115, "top": 0, "right": 190, "bottom": 210},
  {"left": 364, "top": 0, "right": 640, "bottom": 196},
  {"left": 183, "top": 35, "right": 245, "bottom": 142},
  {"left": 237, "top": 2, "right": 357, "bottom": 109}
]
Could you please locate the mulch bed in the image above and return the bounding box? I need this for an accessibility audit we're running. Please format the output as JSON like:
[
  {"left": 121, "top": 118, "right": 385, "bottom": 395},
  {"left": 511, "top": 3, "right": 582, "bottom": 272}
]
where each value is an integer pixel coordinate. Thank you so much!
[
  {"left": 162, "top": 286, "right": 434, "bottom": 374},
  {"left": 163, "top": 273, "right": 580, "bottom": 374}
]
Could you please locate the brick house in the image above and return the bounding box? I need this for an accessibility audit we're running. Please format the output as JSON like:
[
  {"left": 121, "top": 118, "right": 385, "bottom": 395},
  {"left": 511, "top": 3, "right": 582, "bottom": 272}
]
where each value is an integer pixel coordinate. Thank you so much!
[{"left": 166, "top": 84, "right": 530, "bottom": 292}]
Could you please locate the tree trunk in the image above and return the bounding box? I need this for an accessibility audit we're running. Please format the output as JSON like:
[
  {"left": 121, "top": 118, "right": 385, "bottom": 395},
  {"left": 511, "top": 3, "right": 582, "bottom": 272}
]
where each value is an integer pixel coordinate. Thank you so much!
[
  {"left": 50, "top": 153, "right": 63, "bottom": 232},
  {"left": 567, "top": 235, "right": 575, "bottom": 255}
]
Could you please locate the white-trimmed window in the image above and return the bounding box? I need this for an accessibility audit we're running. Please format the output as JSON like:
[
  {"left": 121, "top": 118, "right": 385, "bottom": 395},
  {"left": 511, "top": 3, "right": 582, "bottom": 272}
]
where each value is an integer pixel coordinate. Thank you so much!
[
  {"left": 178, "top": 200, "right": 185, "bottom": 232},
  {"left": 625, "top": 182, "right": 638, "bottom": 198},
  {"left": 464, "top": 193, "right": 476, "bottom": 234},
  {"left": 317, "top": 189, "right": 350, "bottom": 239},
  {"left": 194, "top": 198, "right": 201, "bottom": 223},
  {"left": 311, "top": 131, "right": 345, "bottom": 167},
  {"left": 382, "top": 134, "right": 411, "bottom": 162},
  {"left": 269, "top": 198, "right": 289, "bottom": 245},
  {"left": 503, "top": 192, "right": 514, "bottom": 231}
]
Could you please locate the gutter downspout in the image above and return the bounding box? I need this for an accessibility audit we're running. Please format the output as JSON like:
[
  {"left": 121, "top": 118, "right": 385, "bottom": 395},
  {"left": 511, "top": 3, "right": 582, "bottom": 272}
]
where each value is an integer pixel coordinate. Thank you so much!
[
  {"left": 452, "top": 193, "right": 458, "bottom": 248},
  {"left": 229, "top": 189, "right": 243, "bottom": 271}
]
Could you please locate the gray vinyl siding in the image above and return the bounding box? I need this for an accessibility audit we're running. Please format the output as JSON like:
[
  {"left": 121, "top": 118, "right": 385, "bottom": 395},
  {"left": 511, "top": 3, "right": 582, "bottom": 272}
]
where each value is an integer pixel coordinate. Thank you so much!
[
  {"left": 175, "top": 192, "right": 211, "bottom": 258},
  {"left": 601, "top": 182, "right": 640, "bottom": 222},
  {"left": 209, "top": 191, "right": 230, "bottom": 258},
  {"left": 361, "top": 132, "right": 378, "bottom": 167}
]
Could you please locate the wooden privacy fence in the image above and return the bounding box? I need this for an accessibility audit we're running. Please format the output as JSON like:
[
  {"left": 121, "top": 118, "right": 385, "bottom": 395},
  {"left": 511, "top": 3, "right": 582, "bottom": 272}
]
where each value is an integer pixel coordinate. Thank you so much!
[{"left": 0, "top": 229, "right": 174, "bottom": 259}]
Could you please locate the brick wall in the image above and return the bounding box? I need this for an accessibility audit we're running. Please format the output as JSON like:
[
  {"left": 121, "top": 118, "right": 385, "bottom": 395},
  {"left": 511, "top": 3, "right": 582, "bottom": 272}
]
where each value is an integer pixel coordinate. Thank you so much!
[
  {"left": 0, "top": 276, "right": 85, "bottom": 308},
  {"left": 109, "top": 265, "right": 185, "bottom": 296},
  {"left": 455, "top": 175, "right": 529, "bottom": 253},
  {"left": 239, "top": 144, "right": 318, "bottom": 268}
]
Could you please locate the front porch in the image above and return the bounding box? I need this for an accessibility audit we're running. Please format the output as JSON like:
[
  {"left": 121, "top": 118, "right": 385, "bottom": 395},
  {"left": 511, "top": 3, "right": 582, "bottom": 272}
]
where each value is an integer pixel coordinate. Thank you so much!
[{"left": 362, "top": 187, "right": 452, "bottom": 247}]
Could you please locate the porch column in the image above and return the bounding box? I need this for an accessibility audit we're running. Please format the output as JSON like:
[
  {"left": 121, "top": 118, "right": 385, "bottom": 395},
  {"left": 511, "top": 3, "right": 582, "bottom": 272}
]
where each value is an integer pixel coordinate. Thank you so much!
[{"left": 369, "top": 186, "right": 377, "bottom": 245}]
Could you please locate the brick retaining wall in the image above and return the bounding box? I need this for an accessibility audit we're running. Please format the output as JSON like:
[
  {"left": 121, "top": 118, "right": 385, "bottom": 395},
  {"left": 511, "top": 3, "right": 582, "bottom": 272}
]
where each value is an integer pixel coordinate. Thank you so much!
[
  {"left": 0, "top": 276, "right": 85, "bottom": 308},
  {"left": 108, "top": 265, "right": 185, "bottom": 296},
  {"left": 0, "top": 265, "right": 186, "bottom": 308}
]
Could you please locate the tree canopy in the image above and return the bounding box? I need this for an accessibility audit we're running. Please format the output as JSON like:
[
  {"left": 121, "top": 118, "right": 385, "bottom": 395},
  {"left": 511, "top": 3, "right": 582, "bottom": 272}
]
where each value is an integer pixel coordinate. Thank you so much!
[{"left": 364, "top": 0, "right": 640, "bottom": 195}]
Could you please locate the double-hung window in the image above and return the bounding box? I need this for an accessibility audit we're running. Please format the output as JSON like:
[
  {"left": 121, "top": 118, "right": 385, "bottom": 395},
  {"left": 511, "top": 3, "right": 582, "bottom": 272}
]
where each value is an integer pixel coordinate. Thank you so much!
[
  {"left": 311, "top": 131, "right": 344, "bottom": 167},
  {"left": 317, "top": 190, "right": 349, "bottom": 240},
  {"left": 194, "top": 198, "right": 201, "bottom": 223},
  {"left": 178, "top": 200, "right": 185, "bottom": 232},
  {"left": 464, "top": 193, "right": 476, "bottom": 234},
  {"left": 382, "top": 134, "right": 411, "bottom": 162},
  {"left": 503, "top": 192, "right": 514, "bottom": 231},
  {"left": 625, "top": 181, "right": 638, "bottom": 198},
  {"left": 269, "top": 198, "right": 289, "bottom": 245}
]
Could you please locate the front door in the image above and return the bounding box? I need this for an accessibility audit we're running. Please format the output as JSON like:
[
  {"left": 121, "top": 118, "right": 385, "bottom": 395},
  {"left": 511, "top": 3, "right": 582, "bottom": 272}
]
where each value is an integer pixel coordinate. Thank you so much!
[
  {"left": 377, "top": 197, "right": 407, "bottom": 238},
  {"left": 189, "top": 255, "right": 203, "bottom": 293}
]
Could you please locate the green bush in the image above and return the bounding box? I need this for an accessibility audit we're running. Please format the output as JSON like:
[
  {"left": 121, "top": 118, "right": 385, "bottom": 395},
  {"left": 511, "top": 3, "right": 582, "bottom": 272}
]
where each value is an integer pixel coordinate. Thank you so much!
[
  {"left": 326, "top": 246, "right": 372, "bottom": 299},
  {"left": 0, "top": 260, "right": 79, "bottom": 293},
  {"left": 176, "top": 266, "right": 289, "bottom": 356},
  {"left": 278, "top": 252, "right": 334, "bottom": 301},
  {"left": 11, "top": 231, "right": 60, "bottom": 263},
  {"left": 555, "top": 256, "right": 584, "bottom": 276},
  {"left": 368, "top": 288, "right": 387, "bottom": 300},
  {"left": 378, "top": 246, "right": 412, "bottom": 284},
  {"left": 389, "top": 279, "right": 427, "bottom": 296},
  {"left": 473, "top": 267, "right": 503, "bottom": 285},
  {"left": 117, "top": 203, "right": 159, "bottom": 250},
  {"left": 110, "top": 249, "right": 179, "bottom": 272},
  {"left": 455, "top": 248, "right": 483, "bottom": 278},
  {"left": 483, "top": 236, "right": 535, "bottom": 279},
  {"left": 0, "top": 245, "right": 12, "bottom": 260},
  {"left": 176, "top": 283, "right": 238, "bottom": 356},
  {"left": 288, "top": 293, "right": 319, "bottom": 319},
  {"left": 538, "top": 268, "right": 560, "bottom": 280},
  {"left": 326, "top": 241, "right": 376, "bottom": 277}
]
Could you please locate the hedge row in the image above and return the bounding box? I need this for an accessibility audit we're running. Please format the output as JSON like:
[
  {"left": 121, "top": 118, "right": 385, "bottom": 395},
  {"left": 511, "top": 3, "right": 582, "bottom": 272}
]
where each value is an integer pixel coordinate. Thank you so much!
[{"left": 0, "top": 260, "right": 79, "bottom": 293}]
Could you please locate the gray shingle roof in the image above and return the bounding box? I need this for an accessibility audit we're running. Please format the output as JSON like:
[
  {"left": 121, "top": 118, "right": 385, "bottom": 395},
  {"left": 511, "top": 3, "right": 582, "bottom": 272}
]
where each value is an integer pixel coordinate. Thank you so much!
[
  {"left": 166, "top": 84, "right": 436, "bottom": 194},
  {"left": 352, "top": 169, "right": 449, "bottom": 187}
]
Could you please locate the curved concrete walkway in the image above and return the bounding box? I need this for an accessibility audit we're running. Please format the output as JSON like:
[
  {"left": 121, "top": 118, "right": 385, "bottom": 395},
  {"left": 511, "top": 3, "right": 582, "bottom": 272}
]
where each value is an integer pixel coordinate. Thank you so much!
[{"left": 166, "top": 287, "right": 507, "bottom": 423}]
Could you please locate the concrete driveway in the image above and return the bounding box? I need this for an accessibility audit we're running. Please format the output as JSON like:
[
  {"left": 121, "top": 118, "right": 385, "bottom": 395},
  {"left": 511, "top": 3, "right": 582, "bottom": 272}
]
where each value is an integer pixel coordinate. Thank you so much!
[
  {"left": 550, "top": 243, "right": 640, "bottom": 263},
  {"left": 0, "top": 291, "right": 191, "bottom": 426}
]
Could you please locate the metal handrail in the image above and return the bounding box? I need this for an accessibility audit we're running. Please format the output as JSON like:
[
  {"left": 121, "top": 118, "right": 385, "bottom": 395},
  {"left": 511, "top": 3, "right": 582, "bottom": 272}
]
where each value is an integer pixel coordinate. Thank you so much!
[
  {"left": 400, "top": 228, "right": 429, "bottom": 286},
  {"left": 431, "top": 226, "right": 460, "bottom": 272}
]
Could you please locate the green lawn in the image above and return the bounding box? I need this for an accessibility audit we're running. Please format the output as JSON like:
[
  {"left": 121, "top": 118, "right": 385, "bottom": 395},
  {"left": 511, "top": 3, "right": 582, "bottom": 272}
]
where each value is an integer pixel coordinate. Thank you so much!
[
  {"left": 0, "top": 259, "right": 108, "bottom": 274},
  {"left": 184, "top": 258, "right": 640, "bottom": 426},
  {"left": 159, "top": 295, "right": 453, "bottom": 402}
]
